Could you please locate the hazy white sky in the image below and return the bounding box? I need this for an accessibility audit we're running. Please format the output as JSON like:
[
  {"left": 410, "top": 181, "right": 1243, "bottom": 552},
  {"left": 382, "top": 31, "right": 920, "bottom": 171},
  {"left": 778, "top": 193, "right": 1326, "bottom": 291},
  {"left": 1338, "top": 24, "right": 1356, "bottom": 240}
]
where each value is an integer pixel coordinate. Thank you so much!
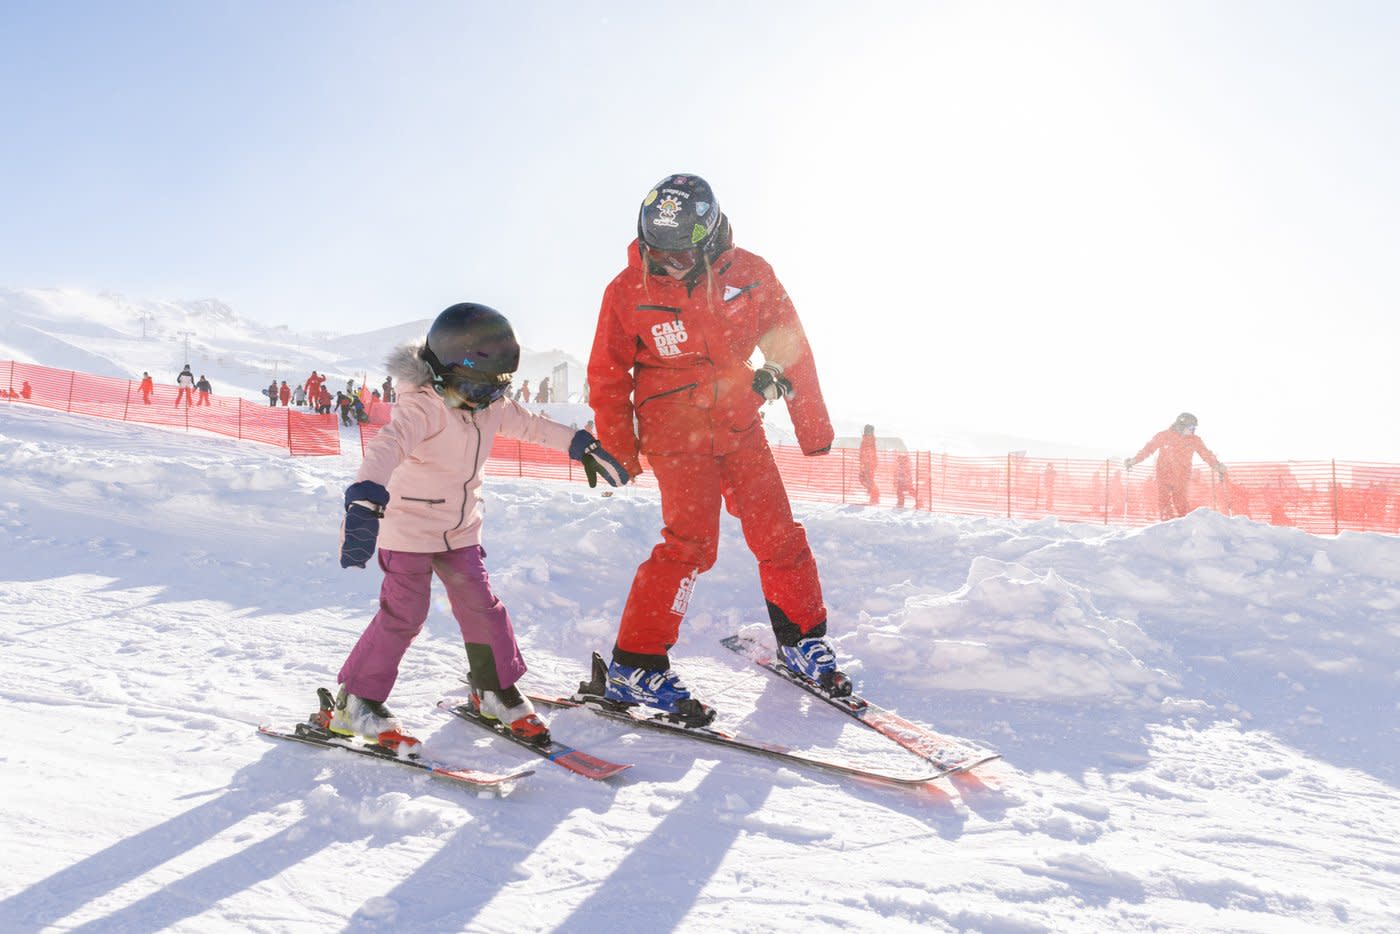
[{"left": 3, "top": 2, "right": 1398, "bottom": 460}]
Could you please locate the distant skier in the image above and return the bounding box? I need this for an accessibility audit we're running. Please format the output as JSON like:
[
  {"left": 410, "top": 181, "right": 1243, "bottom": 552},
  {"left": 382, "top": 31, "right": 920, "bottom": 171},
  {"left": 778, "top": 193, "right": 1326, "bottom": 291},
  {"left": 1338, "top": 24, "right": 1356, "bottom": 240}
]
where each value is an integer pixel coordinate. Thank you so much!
[
  {"left": 859, "top": 424, "right": 880, "bottom": 505},
  {"left": 587, "top": 172, "right": 848, "bottom": 725},
  {"left": 1125, "top": 412, "right": 1227, "bottom": 520},
  {"left": 330, "top": 302, "right": 629, "bottom": 746},
  {"left": 174, "top": 365, "right": 195, "bottom": 407},
  {"left": 138, "top": 372, "right": 154, "bottom": 404},
  {"left": 195, "top": 375, "right": 212, "bottom": 406},
  {"left": 895, "top": 452, "right": 916, "bottom": 508}
]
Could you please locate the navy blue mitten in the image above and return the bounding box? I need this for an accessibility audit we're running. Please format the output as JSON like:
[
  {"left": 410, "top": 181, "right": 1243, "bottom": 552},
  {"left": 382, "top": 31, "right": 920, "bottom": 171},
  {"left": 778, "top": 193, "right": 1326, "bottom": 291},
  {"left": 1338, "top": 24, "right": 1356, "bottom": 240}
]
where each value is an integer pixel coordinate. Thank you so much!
[
  {"left": 568, "top": 431, "right": 630, "bottom": 489},
  {"left": 340, "top": 480, "right": 390, "bottom": 568}
]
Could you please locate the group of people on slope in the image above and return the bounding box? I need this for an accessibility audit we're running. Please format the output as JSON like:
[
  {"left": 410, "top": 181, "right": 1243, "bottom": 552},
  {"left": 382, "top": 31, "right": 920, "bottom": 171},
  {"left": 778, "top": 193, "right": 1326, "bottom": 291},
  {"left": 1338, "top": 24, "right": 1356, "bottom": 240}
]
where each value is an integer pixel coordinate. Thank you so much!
[
  {"left": 266, "top": 372, "right": 396, "bottom": 427},
  {"left": 324, "top": 173, "right": 849, "bottom": 749},
  {"left": 510, "top": 375, "right": 559, "bottom": 404},
  {"left": 858, "top": 424, "right": 917, "bottom": 508},
  {"left": 137, "top": 366, "right": 212, "bottom": 406}
]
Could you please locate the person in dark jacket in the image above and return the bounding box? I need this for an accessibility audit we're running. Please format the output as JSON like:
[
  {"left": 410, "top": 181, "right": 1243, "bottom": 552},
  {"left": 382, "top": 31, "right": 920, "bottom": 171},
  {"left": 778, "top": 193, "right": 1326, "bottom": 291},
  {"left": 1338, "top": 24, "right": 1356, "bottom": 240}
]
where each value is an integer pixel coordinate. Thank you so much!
[
  {"left": 175, "top": 365, "right": 195, "bottom": 407},
  {"left": 1126, "top": 412, "right": 1227, "bottom": 519},
  {"left": 195, "top": 375, "right": 212, "bottom": 406},
  {"left": 587, "top": 172, "right": 849, "bottom": 723}
]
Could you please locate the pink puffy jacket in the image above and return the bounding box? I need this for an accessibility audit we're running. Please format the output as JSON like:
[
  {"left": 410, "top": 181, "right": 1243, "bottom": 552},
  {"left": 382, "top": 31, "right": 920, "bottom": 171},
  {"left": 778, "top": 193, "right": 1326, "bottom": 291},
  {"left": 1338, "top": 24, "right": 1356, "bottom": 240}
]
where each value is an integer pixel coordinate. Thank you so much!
[{"left": 355, "top": 344, "right": 576, "bottom": 553}]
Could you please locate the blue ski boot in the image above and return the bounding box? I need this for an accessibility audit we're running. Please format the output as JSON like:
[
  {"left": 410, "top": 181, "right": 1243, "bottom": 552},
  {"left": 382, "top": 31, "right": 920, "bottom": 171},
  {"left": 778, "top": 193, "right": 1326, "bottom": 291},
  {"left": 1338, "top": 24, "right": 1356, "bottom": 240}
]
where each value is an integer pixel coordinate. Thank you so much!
[
  {"left": 778, "top": 635, "right": 853, "bottom": 697},
  {"left": 596, "top": 656, "right": 716, "bottom": 726}
]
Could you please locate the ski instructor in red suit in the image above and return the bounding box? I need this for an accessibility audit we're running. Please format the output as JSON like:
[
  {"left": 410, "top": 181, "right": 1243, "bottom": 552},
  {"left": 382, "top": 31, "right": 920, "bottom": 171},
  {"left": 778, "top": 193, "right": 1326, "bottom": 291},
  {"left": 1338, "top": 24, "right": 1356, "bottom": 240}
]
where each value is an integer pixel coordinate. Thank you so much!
[
  {"left": 1125, "top": 411, "right": 1227, "bottom": 519},
  {"left": 587, "top": 173, "right": 851, "bottom": 725}
]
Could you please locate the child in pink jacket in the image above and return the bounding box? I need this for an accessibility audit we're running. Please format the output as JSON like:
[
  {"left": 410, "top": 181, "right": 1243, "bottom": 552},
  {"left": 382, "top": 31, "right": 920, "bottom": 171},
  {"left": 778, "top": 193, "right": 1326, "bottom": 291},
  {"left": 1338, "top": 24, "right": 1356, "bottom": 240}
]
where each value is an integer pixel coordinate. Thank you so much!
[{"left": 330, "top": 303, "right": 629, "bottom": 747}]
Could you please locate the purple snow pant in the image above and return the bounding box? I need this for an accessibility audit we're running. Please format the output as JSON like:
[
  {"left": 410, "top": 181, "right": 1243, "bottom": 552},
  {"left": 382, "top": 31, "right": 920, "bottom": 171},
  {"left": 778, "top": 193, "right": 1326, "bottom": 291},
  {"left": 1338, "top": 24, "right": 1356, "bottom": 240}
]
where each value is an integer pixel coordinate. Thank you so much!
[{"left": 337, "top": 545, "right": 525, "bottom": 702}]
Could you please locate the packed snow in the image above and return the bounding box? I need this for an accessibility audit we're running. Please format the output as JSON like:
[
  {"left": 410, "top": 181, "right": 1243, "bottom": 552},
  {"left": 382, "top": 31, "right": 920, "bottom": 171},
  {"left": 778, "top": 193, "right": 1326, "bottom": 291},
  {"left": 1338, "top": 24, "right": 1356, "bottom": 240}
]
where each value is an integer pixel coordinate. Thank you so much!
[
  {"left": 2, "top": 397, "right": 1398, "bottom": 932},
  {"left": 2, "top": 297, "right": 1399, "bottom": 932}
]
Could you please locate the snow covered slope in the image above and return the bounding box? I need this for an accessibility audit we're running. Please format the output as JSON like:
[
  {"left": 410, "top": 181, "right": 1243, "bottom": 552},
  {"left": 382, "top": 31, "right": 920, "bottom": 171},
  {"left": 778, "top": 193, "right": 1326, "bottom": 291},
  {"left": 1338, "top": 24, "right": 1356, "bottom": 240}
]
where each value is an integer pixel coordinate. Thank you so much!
[{"left": 1, "top": 402, "right": 1397, "bottom": 932}]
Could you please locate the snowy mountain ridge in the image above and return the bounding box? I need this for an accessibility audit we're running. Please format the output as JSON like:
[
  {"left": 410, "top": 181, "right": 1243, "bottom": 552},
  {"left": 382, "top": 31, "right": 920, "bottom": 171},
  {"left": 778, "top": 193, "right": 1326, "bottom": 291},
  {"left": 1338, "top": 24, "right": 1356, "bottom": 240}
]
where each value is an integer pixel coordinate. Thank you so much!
[
  {"left": 0, "top": 286, "right": 586, "bottom": 407},
  {"left": 0, "top": 285, "right": 1118, "bottom": 458}
]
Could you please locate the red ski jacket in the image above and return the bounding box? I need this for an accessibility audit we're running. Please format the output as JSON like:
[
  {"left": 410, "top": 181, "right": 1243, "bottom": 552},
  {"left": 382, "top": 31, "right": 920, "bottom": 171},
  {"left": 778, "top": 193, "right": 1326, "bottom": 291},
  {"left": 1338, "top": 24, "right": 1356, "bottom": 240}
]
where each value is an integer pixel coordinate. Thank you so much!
[
  {"left": 1131, "top": 429, "right": 1221, "bottom": 484},
  {"left": 588, "top": 240, "right": 833, "bottom": 476}
]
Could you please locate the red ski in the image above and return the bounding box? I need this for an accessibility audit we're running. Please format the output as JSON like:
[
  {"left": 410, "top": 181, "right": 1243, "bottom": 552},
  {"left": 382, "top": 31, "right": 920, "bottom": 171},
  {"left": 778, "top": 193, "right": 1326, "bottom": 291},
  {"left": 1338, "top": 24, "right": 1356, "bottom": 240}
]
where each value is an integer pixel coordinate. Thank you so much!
[{"left": 437, "top": 699, "right": 632, "bottom": 781}]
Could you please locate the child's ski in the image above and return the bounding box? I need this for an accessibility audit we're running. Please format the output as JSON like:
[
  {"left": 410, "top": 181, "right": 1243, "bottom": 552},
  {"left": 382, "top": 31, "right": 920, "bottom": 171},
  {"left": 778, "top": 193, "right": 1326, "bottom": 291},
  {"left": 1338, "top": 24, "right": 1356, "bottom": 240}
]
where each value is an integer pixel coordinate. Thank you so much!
[{"left": 437, "top": 699, "right": 632, "bottom": 781}]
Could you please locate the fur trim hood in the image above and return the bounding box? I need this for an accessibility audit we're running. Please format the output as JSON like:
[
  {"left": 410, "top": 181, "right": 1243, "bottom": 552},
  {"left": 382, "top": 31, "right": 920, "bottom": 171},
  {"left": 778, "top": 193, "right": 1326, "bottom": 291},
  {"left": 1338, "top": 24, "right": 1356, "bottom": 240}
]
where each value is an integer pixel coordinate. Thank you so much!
[{"left": 385, "top": 342, "right": 435, "bottom": 389}]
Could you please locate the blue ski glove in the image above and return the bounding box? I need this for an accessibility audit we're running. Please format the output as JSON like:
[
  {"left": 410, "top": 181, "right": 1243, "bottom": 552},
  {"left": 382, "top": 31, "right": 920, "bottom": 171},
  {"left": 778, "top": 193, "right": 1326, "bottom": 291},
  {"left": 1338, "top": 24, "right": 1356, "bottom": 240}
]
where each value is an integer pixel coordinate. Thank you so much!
[
  {"left": 340, "top": 480, "right": 389, "bottom": 568},
  {"left": 752, "top": 362, "right": 794, "bottom": 401},
  {"left": 568, "top": 430, "right": 630, "bottom": 488}
]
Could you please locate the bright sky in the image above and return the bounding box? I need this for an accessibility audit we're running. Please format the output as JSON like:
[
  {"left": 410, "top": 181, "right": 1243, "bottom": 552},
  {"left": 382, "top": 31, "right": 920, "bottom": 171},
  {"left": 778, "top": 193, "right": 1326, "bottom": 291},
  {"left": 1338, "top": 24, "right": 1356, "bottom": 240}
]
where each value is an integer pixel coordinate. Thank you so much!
[{"left": 3, "top": 2, "right": 1398, "bottom": 460}]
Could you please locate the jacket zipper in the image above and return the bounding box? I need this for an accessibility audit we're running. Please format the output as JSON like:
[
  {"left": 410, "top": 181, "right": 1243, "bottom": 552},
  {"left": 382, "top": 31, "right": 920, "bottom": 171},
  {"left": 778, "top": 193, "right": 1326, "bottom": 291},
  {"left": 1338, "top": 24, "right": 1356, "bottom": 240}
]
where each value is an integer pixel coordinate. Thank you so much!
[
  {"left": 637, "top": 382, "right": 698, "bottom": 407},
  {"left": 445, "top": 414, "right": 484, "bottom": 551}
]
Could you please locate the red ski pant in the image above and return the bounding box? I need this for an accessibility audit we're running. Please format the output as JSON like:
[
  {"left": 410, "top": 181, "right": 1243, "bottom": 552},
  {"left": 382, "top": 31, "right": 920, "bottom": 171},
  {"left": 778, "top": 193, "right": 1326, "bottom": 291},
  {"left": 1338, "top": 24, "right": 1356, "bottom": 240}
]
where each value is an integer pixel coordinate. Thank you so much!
[
  {"left": 616, "top": 434, "right": 826, "bottom": 664},
  {"left": 1156, "top": 468, "right": 1191, "bottom": 519},
  {"left": 338, "top": 545, "right": 525, "bottom": 702},
  {"left": 1157, "top": 480, "right": 1190, "bottom": 519}
]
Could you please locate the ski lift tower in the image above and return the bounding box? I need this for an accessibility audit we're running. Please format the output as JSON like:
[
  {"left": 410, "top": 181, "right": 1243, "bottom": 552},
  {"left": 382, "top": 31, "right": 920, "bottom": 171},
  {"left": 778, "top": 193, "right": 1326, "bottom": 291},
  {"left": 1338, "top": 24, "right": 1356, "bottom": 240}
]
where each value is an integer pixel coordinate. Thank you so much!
[
  {"left": 551, "top": 362, "right": 569, "bottom": 403},
  {"left": 177, "top": 330, "right": 197, "bottom": 366}
]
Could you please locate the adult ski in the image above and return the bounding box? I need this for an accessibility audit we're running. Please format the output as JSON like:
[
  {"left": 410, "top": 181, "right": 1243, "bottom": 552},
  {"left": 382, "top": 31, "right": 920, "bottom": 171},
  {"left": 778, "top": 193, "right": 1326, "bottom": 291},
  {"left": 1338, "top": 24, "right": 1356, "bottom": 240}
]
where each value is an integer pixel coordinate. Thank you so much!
[
  {"left": 258, "top": 722, "right": 533, "bottom": 794},
  {"left": 526, "top": 654, "right": 948, "bottom": 788},
  {"left": 721, "top": 633, "right": 1001, "bottom": 774},
  {"left": 437, "top": 699, "right": 632, "bottom": 781}
]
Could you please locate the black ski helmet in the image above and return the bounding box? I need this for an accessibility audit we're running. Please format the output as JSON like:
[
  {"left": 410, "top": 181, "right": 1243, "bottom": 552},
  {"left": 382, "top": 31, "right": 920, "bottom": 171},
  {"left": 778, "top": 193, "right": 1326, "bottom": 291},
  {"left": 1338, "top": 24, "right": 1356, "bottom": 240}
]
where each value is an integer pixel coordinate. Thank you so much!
[
  {"left": 423, "top": 303, "right": 519, "bottom": 385},
  {"left": 638, "top": 174, "right": 722, "bottom": 252},
  {"left": 1174, "top": 412, "right": 1198, "bottom": 430}
]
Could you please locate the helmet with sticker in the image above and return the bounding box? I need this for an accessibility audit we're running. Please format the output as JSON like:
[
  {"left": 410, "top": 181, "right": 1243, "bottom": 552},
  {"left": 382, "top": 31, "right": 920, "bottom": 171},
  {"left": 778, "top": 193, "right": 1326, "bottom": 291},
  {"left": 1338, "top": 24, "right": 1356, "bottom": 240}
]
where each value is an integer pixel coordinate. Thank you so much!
[{"left": 638, "top": 174, "right": 723, "bottom": 253}]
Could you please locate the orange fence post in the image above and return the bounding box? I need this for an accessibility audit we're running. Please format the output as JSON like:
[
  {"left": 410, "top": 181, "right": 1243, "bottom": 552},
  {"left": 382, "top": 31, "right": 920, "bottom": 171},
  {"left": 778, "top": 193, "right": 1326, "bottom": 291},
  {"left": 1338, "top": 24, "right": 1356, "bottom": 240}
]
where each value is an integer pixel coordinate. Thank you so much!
[
  {"left": 1005, "top": 453, "right": 1012, "bottom": 519},
  {"left": 1331, "top": 459, "right": 1339, "bottom": 536}
]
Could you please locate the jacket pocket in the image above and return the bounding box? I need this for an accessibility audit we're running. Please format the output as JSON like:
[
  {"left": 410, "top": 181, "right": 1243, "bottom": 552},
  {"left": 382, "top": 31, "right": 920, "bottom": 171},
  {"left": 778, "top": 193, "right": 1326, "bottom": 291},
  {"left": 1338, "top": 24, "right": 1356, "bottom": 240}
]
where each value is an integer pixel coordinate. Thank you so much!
[{"left": 636, "top": 382, "right": 697, "bottom": 408}]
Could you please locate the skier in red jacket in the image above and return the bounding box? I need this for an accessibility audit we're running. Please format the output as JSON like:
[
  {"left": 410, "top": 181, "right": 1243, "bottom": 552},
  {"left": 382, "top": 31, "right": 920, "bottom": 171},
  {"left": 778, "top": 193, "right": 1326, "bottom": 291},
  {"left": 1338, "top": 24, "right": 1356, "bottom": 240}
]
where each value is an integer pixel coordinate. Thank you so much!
[
  {"left": 859, "top": 424, "right": 880, "bottom": 505},
  {"left": 587, "top": 173, "right": 850, "bottom": 724},
  {"left": 1125, "top": 412, "right": 1227, "bottom": 519}
]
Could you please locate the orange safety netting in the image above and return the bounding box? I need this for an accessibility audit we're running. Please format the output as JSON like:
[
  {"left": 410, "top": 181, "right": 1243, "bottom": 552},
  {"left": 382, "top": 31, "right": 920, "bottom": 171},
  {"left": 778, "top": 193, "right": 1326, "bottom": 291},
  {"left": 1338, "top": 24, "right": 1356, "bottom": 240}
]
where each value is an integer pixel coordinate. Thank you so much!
[
  {"left": 1, "top": 360, "right": 340, "bottom": 456},
  {"left": 361, "top": 417, "right": 1400, "bottom": 536},
  {"left": 6, "top": 359, "right": 1396, "bottom": 534}
]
